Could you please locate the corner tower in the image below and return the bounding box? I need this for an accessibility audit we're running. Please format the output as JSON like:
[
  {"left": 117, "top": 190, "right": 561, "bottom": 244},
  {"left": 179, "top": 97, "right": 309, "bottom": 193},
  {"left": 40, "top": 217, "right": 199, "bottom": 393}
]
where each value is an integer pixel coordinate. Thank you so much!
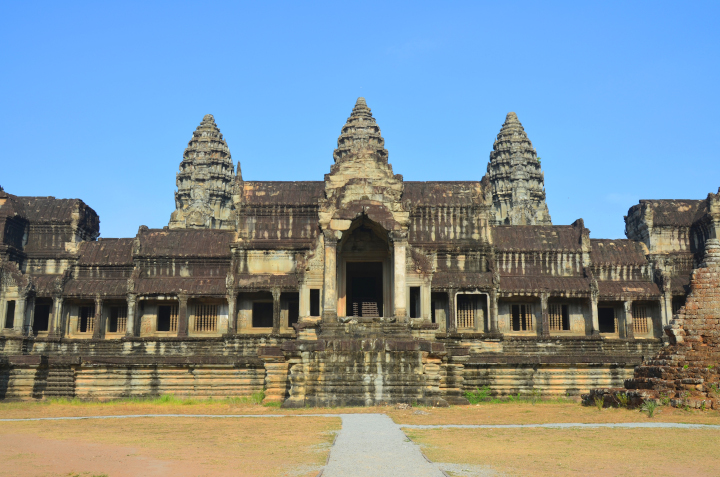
[
  {"left": 169, "top": 114, "right": 236, "bottom": 229},
  {"left": 486, "top": 112, "right": 551, "bottom": 225}
]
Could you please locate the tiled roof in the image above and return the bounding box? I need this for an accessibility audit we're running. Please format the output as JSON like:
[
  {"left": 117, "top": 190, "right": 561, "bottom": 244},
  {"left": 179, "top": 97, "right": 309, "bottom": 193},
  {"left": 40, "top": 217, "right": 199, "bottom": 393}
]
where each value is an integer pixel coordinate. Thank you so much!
[
  {"left": 138, "top": 229, "right": 233, "bottom": 258},
  {"left": 404, "top": 182, "right": 483, "bottom": 206},
  {"left": 590, "top": 239, "right": 647, "bottom": 265},
  {"left": 493, "top": 225, "right": 582, "bottom": 251},
  {"left": 78, "top": 239, "right": 134, "bottom": 266},
  {"left": 135, "top": 278, "right": 227, "bottom": 295},
  {"left": 243, "top": 181, "right": 324, "bottom": 206},
  {"left": 597, "top": 280, "right": 661, "bottom": 298}
]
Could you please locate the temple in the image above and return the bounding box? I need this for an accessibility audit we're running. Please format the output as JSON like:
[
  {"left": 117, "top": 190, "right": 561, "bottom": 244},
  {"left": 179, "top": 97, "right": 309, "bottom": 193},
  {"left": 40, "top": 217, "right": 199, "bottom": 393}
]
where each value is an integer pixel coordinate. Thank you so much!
[{"left": 1, "top": 98, "right": 718, "bottom": 405}]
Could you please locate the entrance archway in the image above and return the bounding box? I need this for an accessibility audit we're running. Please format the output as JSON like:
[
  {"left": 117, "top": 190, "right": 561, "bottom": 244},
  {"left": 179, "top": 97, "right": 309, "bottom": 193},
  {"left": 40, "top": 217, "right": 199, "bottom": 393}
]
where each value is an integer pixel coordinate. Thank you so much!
[{"left": 337, "top": 217, "right": 391, "bottom": 319}]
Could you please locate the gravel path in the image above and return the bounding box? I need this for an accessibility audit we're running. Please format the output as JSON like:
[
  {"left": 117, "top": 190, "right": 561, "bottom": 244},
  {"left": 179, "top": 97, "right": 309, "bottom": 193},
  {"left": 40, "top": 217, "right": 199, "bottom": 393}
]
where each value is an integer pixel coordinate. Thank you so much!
[
  {"left": 323, "top": 413, "right": 443, "bottom": 477},
  {"left": 401, "top": 422, "right": 720, "bottom": 430}
]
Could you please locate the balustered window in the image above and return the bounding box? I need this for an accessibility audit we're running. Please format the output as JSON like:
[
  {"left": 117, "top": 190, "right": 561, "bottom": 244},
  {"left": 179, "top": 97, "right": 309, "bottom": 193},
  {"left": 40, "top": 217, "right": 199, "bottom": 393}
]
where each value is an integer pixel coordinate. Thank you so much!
[
  {"left": 158, "top": 305, "right": 178, "bottom": 332},
  {"left": 78, "top": 305, "right": 94, "bottom": 333},
  {"left": 511, "top": 304, "right": 533, "bottom": 331},
  {"left": 549, "top": 304, "right": 570, "bottom": 331},
  {"left": 108, "top": 306, "right": 127, "bottom": 333},
  {"left": 633, "top": 304, "right": 649, "bottom": 334},
  {"left": 194, "top": 304, "right": 218, "bottom": 332}
]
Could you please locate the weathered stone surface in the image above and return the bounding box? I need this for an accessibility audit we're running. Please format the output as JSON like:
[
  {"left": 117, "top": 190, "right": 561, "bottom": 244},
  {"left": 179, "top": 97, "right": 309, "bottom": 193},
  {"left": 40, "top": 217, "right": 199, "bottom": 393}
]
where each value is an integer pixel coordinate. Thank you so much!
[
  {"left": 623, "top": 237, "right": 720, "bottom": 407},
  {"left": 169, "top": 114, "right": 236, "bottom": 230},
  {"left": 0, "top": 102, "right": 717, "bottom": 406},
  {"left": 487, "top": 112, "right": 552, "bottom": 225}
]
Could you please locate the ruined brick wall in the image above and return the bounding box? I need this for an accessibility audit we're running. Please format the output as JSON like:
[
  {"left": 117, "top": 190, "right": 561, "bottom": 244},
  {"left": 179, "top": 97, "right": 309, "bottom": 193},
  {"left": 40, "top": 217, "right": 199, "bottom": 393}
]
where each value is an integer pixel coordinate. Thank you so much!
[{"left": 626, "top": 238, "right": 720, "bottom": 406}]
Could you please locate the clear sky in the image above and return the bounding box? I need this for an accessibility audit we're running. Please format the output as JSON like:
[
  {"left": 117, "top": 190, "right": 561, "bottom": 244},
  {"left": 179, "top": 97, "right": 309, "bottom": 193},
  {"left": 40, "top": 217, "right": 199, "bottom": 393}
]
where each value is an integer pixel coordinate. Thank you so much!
[{"left": 1, "top": 1, "right": 718, "bottom": 239}]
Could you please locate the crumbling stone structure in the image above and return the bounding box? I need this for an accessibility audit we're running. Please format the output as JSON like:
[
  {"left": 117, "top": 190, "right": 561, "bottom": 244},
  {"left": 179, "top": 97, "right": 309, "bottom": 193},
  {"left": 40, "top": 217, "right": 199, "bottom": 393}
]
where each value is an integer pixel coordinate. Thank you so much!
[
  {"left": 0, "top": 98, "right": 716, "bottom": 406},
  {"left": 587, "top": 190, "right": 720, "bottom": 408}
]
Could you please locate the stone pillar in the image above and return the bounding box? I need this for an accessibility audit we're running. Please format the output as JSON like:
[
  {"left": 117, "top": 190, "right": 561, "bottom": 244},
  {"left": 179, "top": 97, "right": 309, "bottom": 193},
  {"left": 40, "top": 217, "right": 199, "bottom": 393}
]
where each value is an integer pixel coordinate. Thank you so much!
[
  {"left": 125, "top": 294, "right": 137, "bottom": 337},
  {"left": 623, "top": 300, "right": 634, "bottom": 340},
  {"left": 489, "top": 289, "right": 499, "bottom": 334},
  {"left": 272, "top": 288, "right": 281, "bottom": 334},
  {"left": 392, "top": 234, "right": 407, "bottom": 321},
  {"left": 49, "top": 296, "right": 64, "bottom": 338},
  {"left": 539, "top": 292, "right": 550, "bottom": 338},
  {"left": 25, "top": 295, "right": 36, "bottom": 336},
  {"left": 176, "top": 294, "right": 189, "bottom": 337},
  {"left": 590, "top": 293, "right": 599, "bottom": 335},
  {"left": 447, "top": 289, "right": 457, "bottom": 333},
  {"left": 92, "top": 296, "right": 104, "bottom": 339},
  {"left": 227, "top": 293, "right": 237, "bottom": 334},
  {"left": 13, "top": 294, "right": 27, "bottom": 334},
  {"left": 299, "top": 285, "right": 309, "bottom": 319},
  {"left": 322, "top": 230, "right": 338, "bottom": 323},
  {"left": 662, "top": 291, "right": 673, "bottom": 327}
]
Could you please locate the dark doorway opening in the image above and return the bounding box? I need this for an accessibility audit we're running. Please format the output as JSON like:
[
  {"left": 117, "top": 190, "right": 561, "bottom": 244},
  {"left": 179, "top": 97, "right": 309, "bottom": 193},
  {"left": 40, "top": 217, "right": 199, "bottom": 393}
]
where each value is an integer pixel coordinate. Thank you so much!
[
  {"left": 252, "top": 302, "right": 274, "bottom": 327},
  {"left": 598, "top": 307, "right": 616, "bottom": 333},
  {"left": 34, "top": 302, "right": 51, "bottom": 333},
  {"left": 309, "top": 289, "right": 320, "bottom": 317},
  {"left": 346, "top": 262, "right": 383, "bottom": 317},
  {"left": 4, "top": 301, "right": 15, "bottom": 329},
  {"left": 409, "top": 287, "right": 421, "bottom": 318}
]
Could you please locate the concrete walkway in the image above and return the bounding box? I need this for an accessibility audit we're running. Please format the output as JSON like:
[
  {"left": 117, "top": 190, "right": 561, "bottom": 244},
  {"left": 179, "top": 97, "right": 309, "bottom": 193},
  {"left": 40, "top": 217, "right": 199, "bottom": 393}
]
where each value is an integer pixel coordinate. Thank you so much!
[{"left": 323, "top": 413, "right": 443, "bottom": 477}]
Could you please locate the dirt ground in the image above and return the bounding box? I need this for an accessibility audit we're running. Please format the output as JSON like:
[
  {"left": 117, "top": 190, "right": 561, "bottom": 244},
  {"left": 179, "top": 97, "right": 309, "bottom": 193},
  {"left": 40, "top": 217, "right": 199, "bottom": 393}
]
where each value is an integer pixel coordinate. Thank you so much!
[
  {"left": 2, "top": 400, "right": 720, "bottom": 477},
  {"left": 0, "top": 416, "right": 340, "bottom": 477},
  {"left": 405, "top": 427, "right": 720, "bottom": 477}
]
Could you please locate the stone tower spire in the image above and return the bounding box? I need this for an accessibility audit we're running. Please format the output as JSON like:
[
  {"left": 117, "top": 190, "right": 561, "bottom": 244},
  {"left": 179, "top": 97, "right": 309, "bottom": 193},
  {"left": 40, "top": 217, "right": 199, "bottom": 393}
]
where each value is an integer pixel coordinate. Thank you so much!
[
  {"left": 486, "top": 112, "right": 551, "bottom": 225},
  {"left": 333, "top": 97, "right": 389, "bottom": 165},
  {"left": 169, "top": 114, "right": 236, "bottom": 230}
]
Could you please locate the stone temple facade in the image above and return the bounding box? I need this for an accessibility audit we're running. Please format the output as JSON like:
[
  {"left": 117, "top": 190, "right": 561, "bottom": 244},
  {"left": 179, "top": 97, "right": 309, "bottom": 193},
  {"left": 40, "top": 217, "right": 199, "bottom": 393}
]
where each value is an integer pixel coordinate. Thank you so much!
[{"left": 0, "top": 98, "right": 718, "bottom": 406}]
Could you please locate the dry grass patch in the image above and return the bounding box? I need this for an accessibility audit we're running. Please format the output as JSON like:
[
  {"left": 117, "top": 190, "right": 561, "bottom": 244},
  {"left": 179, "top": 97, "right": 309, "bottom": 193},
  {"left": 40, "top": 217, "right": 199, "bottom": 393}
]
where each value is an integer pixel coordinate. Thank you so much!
[
  {"left": 388, "top": 402, "right": 720, "bottom": 426},
  {"left": 405, "top": 427, "right": 720, "bottom": 477},
  {"left": 0, "top": 396, "right": 378, "bottom": 419},
  {"left": 0, "top": 416, "right": 340, "bottom": 477}
]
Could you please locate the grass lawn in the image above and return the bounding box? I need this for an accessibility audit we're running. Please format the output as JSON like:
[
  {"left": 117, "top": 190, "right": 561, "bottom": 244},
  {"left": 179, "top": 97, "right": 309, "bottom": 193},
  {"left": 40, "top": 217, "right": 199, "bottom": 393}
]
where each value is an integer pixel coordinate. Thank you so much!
[
  {"left": 387, "top": 401, "right": 720, "bottom": 426},
  {"left": 404, "top": 426, "right": 720, "bottom": 477}
]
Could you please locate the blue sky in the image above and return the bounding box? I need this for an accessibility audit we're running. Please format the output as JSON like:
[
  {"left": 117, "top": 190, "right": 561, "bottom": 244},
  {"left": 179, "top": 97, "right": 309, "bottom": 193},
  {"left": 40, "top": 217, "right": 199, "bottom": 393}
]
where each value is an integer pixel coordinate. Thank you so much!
[{"left": 1, "top": 1, "right": 718, "bottom": 239}]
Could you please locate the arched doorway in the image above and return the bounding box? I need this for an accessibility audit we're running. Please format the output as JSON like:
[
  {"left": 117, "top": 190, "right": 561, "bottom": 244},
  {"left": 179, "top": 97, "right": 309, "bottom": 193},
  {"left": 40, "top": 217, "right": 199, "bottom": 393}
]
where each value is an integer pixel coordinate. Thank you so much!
[{"left": 337, "top": 217, "right": 391, "bottom": 319}]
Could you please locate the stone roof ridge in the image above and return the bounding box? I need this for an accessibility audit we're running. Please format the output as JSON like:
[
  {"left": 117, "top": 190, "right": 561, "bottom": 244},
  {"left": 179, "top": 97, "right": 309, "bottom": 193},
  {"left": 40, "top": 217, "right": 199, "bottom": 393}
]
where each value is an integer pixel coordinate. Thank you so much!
[{"left": 333, "top": 97, "right": 389, "bottom": 164}]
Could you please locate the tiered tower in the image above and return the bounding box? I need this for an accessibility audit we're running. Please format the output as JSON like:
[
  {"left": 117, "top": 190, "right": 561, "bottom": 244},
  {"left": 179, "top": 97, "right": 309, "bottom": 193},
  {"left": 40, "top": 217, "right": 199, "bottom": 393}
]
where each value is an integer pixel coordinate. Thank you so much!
[
  {"left": 169, "top": 114, "right": 236, "bottom": 229},
  {"left": 486, "top": 112, "right": 551, "bottom": 225},
  {"left": 332, "top": 97, "right": 389, "bottom": 164}
]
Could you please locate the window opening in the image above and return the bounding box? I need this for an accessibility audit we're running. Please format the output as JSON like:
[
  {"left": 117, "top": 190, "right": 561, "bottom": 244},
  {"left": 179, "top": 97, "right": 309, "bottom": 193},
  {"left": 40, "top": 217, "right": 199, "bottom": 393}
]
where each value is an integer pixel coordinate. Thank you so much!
[
  {"left": 288, "top": 301, "right": 299, "bottom": 326},
  {"left": 252, "top": 302, "right": 273, "bottom": 327},
  {"left": 598, "top": 307, "right": 617, "bottom": 333},
  {"left": 4, "top": 301, "right": 15, "bottom": 329},
  {"left": 511, "top": 304, "right": 533, "bottom": 331},
  {"left": 194, "top": 304, "right": 217, "bottom": 332},
  {"left": 34, "top": 304, "right": 51, "bottom": 332},
  {"left": 409, "top": 287, "right": 421, "bottom": 319},
  {"left": 549, "top": 304, "right": 570, "bottom": 331},
  {"left": 108, "top": 306, "right": 127, "bottom": 333},
  {"left": 78, "top": 305, "right": 94, "bottom": 333},
  {"left": 157, "top": 305, "right": 178, "bottom": 332},
  {"left": 457, "top": 295, "right": 475, "bottom": 329},
  {"left": 309, "top": 289, "right": 320, "bottom": 317},
  {"left": 672, "top": 296, "right": 686, "bottom": 314},
  {"left": 632, "top": 305, "right": 648, "bottom": 334}
]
